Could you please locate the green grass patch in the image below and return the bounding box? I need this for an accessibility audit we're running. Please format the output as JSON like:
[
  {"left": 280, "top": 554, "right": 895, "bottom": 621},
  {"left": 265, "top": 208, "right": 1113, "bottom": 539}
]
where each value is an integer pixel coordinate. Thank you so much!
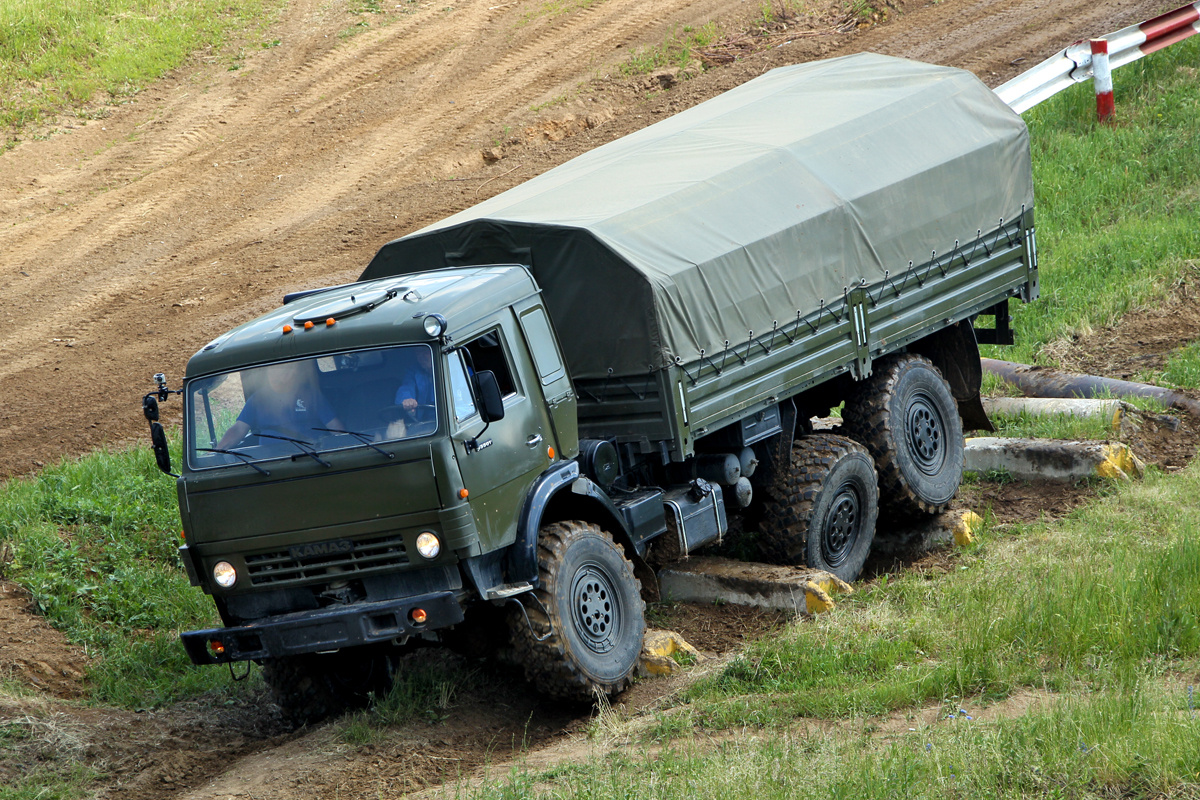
[
  {"left": 989, "top": 35, "right": 1200, "bottom": 368},
  {"left": 0, "top": 0, "right": 285, "bottom": 142},
  {"left": 669, "top": 461, "right": 1200, "bottom": 728},
  {"left": 619, "top": 23, "right": 720, "bottom": 76},
  {"left": 982, "top": 410, "right": 1117, "bottom": 441},
  {"left": 0, "top": 440, "right": 247, "bottom": 708},
  {"left": 472, "top": 685, "right": 1200, "bottom": 799}
]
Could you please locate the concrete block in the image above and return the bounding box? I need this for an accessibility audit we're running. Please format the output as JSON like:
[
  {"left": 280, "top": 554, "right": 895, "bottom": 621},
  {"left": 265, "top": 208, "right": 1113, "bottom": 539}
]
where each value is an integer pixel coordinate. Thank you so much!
[
  {"left": 657, "top": 556, "right": 852, "bottom": 615},
  {"left": 964, "top": 438, "right": 1145, "bottom": 482}
]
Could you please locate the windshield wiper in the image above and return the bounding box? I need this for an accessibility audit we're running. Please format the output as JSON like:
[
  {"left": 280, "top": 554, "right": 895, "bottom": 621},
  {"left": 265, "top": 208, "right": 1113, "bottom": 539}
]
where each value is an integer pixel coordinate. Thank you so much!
[
  {"left": 196, "top": 448, "right": 272, "bottom": 476},
  {"left": 312, "top": 427, "right": 395, "bottom": 460},
  {"left": 256, "top": 433, "right": 332, "bottom": 468}
]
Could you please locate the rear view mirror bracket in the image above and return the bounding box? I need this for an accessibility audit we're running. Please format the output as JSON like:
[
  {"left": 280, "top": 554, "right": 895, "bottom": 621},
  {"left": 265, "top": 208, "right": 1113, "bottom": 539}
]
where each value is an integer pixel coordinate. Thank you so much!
[{"left": 143, "top": 373, "right": 182, "bottom": 477}]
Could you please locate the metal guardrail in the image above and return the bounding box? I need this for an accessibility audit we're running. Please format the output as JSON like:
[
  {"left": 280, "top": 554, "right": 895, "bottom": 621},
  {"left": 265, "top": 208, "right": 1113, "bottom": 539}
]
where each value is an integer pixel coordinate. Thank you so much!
[{"left": 996, "top": 2, "right": 1200, "bottom": 113}]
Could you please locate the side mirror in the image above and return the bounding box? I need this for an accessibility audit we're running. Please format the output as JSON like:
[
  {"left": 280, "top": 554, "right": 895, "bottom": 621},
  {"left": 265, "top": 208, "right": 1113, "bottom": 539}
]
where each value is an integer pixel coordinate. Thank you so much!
[
  {"left": 143, "top": 394, "right": 160, "bottom": 422},
  {"left": 149, "top": 422, "right": 175, "bottom": 476},
  {"left": 473, "top": 370, "right": 505, "bottom": 423}
]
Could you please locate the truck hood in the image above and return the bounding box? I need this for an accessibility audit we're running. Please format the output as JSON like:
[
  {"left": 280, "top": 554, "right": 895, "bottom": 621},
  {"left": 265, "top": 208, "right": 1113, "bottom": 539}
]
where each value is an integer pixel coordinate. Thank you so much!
[{"left": 183, "top": 452, "right": 439, "bottom": 544}]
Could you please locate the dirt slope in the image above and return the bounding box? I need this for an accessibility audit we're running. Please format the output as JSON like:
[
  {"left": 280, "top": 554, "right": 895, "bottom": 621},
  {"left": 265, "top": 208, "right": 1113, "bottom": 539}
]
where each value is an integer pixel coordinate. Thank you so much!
[{"left": 0, "top": 0, "right": 1170, "bottom": 478}]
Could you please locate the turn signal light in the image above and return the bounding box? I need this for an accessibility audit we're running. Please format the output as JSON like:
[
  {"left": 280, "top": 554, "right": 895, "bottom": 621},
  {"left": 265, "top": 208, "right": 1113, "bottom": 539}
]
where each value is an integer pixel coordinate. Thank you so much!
[
  {"left": 208, "top": 639, "right": 225, "bottom": 656},
  {"left": 548, "top": 446, "right": 555, "bottom": 459},
  {"left": 458, "top": 488, "right": 469, "bottom": 499},
  {"left": 410, "top": 608, "right": 428, "bottom": 625}
]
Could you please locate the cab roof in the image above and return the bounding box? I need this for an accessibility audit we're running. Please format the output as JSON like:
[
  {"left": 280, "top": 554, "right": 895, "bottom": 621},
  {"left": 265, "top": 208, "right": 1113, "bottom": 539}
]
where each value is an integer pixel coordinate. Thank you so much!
[{"left": 186, "top": 266, "right": 537, "bottom": 378}]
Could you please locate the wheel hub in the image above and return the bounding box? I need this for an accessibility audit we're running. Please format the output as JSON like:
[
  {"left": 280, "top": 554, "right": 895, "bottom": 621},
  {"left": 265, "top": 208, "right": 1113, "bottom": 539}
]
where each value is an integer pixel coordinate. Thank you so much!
[
  {"left": 570, "top": 564, "right": 620, "bottom": 654},
  {"left": 821, "top": 488, "right": 860, "bottom": 567},
  {"left": 906, "top": 393, "right": 946, "bottom": 476}
]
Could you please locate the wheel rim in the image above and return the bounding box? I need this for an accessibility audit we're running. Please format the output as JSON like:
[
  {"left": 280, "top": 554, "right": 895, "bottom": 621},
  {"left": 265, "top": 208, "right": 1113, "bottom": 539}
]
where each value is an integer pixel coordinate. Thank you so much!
[
  {"left": 906, "top": 391, "right": 947, "bottom": 476},
  {"left": 821, "top": 485, "right": 861, "bottom": 568},
  {"left": 570, "top": 563, "right": 621, "bottom": 655}
]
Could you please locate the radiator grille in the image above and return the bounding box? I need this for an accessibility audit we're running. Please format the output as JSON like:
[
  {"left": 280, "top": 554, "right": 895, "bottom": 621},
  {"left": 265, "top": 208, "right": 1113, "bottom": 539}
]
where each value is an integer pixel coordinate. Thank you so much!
[{"left": 244, "top": 534, "right": 409, "bottom": 586}]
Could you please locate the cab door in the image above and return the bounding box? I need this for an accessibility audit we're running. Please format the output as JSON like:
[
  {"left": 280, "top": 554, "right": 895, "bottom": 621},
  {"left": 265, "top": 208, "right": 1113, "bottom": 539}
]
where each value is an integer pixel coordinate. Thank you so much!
[{"left": 448, "top": 315, "right": 551, "bottom": 552}]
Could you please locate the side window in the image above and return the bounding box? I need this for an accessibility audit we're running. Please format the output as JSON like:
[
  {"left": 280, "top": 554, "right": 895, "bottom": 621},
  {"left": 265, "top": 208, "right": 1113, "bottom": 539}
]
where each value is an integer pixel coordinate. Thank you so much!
[
  {"left": 461, "top": 330, "right": 518, "bottom": 398},
  {"left": 447, "top": 350, "right": 477, "bottom": 422},
  {"left": 519, "top": 306, "right": 566, "bottom": 385}
]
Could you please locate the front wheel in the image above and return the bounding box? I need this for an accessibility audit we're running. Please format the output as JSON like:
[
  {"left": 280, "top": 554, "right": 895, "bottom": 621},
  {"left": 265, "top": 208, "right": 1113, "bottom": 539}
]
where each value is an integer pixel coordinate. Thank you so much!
[{"left": 510, "top": 521, "right": 645, "bottom": 702}]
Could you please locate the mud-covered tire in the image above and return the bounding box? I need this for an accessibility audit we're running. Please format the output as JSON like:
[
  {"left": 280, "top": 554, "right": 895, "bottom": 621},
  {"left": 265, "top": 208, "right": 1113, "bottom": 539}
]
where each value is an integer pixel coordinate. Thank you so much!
[
  {"left": 842, "top": 353, "right": 964, "bottom": 516},
  {"left": 261, "top": 648, "right": 397, "bottom": 726},
  {"left": 509, "top": 521, "right": 645, "bottom": 702},
  {"left": 757, "top": 434, "right": 878, "bottom": 582}
]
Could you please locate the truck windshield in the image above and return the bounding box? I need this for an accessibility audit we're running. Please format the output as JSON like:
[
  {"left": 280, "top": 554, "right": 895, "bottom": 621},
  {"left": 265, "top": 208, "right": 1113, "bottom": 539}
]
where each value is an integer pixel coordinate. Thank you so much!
[{"left": 186, "top": 344, "right": 438, "bottom": 469}]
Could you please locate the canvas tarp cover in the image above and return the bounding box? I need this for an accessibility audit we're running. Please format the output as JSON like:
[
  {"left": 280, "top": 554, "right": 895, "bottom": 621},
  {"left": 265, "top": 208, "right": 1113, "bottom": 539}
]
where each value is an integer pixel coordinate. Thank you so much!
[{"left": 360, "top": 53, "right": 1033, "bottom": 381}]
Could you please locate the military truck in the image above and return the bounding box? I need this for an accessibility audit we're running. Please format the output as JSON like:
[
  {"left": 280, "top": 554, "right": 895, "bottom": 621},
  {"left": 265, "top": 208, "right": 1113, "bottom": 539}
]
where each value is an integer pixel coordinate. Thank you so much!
[{"left": 142, "top": 53, "right": 1036, "bottom": 722}]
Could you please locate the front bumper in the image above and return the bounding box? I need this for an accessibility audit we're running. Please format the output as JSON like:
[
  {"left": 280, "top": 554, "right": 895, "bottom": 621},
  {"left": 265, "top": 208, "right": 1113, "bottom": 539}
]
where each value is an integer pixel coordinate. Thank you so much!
[{"left": 181, "top": 590, "right": 465, "bottom": 664}]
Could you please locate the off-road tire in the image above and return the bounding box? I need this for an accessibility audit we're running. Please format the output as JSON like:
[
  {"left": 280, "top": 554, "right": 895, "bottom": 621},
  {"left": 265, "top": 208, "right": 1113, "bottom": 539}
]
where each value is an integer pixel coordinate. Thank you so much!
[
  {"left": 261, "top": 649, "right": 397, "bottom": 727},
  {"left": 756, "top": 434, "right": 878, "bottom": 582},
  {"left": 509, "top": 521, "right": 645, "bottom": 702},
  {"left": 842, "top": 353, "right": 964, "bottom": 516}
]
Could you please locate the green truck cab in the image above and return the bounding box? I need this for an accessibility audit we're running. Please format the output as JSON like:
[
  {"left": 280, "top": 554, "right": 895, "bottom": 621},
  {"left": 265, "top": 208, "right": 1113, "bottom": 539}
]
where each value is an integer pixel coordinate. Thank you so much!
[{"left": 144, "top": 54, "right": 1037, "bottom": 722}]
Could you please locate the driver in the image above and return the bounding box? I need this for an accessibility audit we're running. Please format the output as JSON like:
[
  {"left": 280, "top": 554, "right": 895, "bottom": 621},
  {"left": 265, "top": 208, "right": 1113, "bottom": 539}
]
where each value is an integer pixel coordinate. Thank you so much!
[{"left": 217, "top": 360, "right": 343, "bottom": 449}]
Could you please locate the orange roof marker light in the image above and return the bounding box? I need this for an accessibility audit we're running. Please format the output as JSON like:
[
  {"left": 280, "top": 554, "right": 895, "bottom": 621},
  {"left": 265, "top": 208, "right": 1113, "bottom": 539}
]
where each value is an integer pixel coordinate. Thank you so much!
[
  {"left": 326, "top": 318, "right": 336, "bottom": 327},
  {"left": 282, "top": 324, "right": 293, "bottom": 334},
  {"left": 304, "top": 320, "right": 314, "bottom": 330}
]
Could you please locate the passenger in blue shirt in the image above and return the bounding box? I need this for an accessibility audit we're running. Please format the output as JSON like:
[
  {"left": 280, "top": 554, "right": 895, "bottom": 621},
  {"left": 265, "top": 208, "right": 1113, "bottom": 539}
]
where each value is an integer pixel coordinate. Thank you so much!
[
  {"left": 217, "top": 360, "right": 343, "bottom": 449},
  {"left": 394, "top": 347, "right": 436, "bottom": 426}
]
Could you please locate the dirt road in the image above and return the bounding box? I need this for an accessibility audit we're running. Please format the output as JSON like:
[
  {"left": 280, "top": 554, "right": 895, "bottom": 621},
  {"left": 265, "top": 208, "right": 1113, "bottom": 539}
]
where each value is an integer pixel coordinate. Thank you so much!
[
  {"left": 0, "top": 0, "right": 1183, "bottom": 797},
  {"left": 0, "top": 0, "right": 1171, "bottom": 477}
]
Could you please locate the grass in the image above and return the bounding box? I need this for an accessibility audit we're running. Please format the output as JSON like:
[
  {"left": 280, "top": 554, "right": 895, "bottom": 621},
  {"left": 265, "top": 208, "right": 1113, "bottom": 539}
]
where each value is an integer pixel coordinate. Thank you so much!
[
  {"left": 0, "top": 439, "right": 254, "bottom": 708},
  {"left": 679, "top": 463, "right": 1200, "bottom": 724},
  {"left": 471, "top": 686, "right": 1200, "bottom": 799},
  {"left": 0, "top": 0, "right": 285, "bottom": 144},
  {"left": 462, "top": 454, "right": 1200, "bottom": 799},
  {"left": 981, "top": 409, "right": 1119, "bottom": 440},
  {"left": 989, "top": 35, "right": 1200, "bottom": 371},
  {"left": 619, "top": 23, "right": 720, "bottom": 76}
]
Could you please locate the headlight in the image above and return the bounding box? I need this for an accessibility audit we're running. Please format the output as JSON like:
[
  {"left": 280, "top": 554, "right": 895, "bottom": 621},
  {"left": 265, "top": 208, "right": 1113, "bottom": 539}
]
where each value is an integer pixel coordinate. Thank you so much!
[
  {"left": 415, "top": 532, "right": 441, "bottom": 559},
  {"left": 212, "top": 561, "right": 238, "bottom": 588}
]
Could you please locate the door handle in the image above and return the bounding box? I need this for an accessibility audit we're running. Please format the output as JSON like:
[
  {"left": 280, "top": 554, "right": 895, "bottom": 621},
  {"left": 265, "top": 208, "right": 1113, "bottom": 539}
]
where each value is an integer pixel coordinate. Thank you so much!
[{"left": 526, "top": 434, "right": 543, "bottom": 448}]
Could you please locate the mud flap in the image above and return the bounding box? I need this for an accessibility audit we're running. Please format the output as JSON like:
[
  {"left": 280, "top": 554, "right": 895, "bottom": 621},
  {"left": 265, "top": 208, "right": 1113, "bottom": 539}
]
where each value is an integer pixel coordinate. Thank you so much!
[{"left": 912, "top": 320, "right": 994, "bottom": 433}]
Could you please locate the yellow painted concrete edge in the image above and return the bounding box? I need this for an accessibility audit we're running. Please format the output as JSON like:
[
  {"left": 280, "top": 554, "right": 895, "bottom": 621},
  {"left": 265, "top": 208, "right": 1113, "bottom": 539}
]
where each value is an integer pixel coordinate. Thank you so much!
[{"left": 1097, "top": 442, "right": 1146, "bottom": 481}]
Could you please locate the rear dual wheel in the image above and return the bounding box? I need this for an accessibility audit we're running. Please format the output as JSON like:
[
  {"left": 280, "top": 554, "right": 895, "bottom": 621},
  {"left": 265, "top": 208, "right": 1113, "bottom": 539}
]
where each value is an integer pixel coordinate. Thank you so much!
[
  {"left": 842, "top": 354, "right": 964, "bottom": 516},
  {"left": 757, "top": 434, "right": 879, "bottom": 582}
]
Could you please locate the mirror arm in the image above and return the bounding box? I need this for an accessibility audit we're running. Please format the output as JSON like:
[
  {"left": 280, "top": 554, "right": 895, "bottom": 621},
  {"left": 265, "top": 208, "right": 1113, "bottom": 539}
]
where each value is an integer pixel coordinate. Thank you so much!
[{"left": 465, "top": 420, "right": 491, "bottom": 454}]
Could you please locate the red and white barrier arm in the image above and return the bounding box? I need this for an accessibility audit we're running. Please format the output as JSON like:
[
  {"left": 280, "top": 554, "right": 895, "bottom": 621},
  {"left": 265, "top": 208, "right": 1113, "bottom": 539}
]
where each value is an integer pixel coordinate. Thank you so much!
[{"left": 996, "top": 2, "right": 1200, "bottom": 113}]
